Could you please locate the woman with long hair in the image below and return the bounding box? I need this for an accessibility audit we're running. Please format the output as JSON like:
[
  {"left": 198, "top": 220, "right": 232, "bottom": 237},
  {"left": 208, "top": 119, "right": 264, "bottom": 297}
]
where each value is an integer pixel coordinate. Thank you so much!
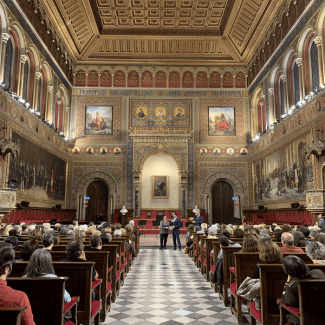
[{"left": 240, "top": 233, "right": 260, "bottom": 253}]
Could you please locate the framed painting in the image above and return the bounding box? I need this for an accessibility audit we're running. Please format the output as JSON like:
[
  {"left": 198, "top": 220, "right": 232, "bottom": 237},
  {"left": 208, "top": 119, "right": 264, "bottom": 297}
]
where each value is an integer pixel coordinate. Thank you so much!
[
  {"left": 208, "top": 106, "right": 236, "bottom": 136},
  {"left": 152, "top": 176, "right": 168, "bottom": 199},
  {"left": 84, "top": 105, "right": 113, "bottom": 135}
]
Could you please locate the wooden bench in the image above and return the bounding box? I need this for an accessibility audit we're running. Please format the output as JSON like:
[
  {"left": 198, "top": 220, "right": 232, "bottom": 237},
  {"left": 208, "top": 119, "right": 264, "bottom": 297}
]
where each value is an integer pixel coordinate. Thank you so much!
[
  {"left": 0, "top": 306, "right": 27, "bottom": 325},
  {"left": 202, "top": 237, "right": 219, "bottom": 281},
  {"left": 230, "top": 252, "right": 312, "bottom": 324},
  {"left": 7, "top": 277, "right": 71, "bottom": 325},
  {"left": 278, "top": 279, "right": 325, "bottom": 325},
  {"left": 250, "top": 264, "right": 325, "bottom": 325},
  {"left": 10, "top": 262, "right": 100, "bottom": 325}
]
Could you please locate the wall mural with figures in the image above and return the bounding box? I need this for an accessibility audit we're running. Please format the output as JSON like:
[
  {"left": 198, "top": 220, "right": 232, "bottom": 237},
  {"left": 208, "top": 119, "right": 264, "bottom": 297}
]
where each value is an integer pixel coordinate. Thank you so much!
[
  {"left": 8, "top": 133, "right": 66, "bottom": 201},
  {"left": 253, "top": 137, "right": 314, "bottom": 204}
]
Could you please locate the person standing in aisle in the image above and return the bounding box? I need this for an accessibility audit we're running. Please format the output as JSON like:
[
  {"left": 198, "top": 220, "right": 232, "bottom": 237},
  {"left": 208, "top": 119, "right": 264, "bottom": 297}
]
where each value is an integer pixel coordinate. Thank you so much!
[
  {"left": 170, "top": 212, "right": 182, "bottom": 251},
  {"left": 159, "top": 215, "right": 170, "bottom": 250}
]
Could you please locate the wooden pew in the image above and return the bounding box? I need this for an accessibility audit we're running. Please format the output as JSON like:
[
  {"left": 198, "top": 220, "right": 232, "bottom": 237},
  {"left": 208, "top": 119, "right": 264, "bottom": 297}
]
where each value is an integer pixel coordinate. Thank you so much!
[
  {"left": 7, "top": 277, "right": 67, "bottom": 325},
  {"left": 0, "top": 306, "right": 27, "bottom": 325},
  {"left": 230, "top": 252, "right": 312, "bottom": 324},
  {"left": 250, "top": 264, "right": 325, "bottom": 325},
  {"left": 10, "top": 262, "right": 100, "bottom": 325},
  {"left": 202, "top": 237, "right": 219, "bottom": 281}
]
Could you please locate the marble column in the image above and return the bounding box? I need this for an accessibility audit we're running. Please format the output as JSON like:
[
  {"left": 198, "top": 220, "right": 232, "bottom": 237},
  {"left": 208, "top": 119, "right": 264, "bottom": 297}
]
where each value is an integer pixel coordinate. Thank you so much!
[
  {"left": 314, "top": 37, "right": 324, "bottom": 86},
  {"left": 281, "top": 75, "right": 289, "bottom": 112},
  {"left": 32, "top": 72, "right": 42, "bottom": 111},
  {"left": 295, "top": 58, "right": 305, "bottom": 100},
  {"left": 0, "top": 33, "right": 10, "bottom": 82},
  {"left": 18, "top": 55, "right": 28, "bottom": 98},
  {"left": 268, "top": 88, "right": 275, "bottom": 123},
  {"left": 46, "top": 86, "right": 53, "bottom": 121}
]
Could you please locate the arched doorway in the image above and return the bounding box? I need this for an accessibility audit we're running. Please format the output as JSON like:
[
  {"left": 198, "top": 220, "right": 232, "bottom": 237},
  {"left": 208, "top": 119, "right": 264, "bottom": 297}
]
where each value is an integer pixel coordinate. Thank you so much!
[
  {"left": 212, "top": 181, "right": 234, "bottom": 224},
  {"left": 86, "top": 181, "right": 109, "bottom": 221}
]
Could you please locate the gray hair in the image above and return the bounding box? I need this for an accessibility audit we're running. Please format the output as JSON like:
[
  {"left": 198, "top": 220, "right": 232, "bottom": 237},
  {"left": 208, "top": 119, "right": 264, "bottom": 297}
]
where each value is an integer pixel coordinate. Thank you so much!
[
  {"left": 214, "top": 223, "right": 220, "bottom": 230},
  {"left": 194, "top": 226, "right": 201, "bottom": 232},
  {"left": 29, "top": 225, "right": 35, "bottom": 231},
  {"left": 114, "top": 229, "right": 122, "bottom": 238},
  {"left": 260, "top": 228, "right": 269, "bottom": 236},
  {"left": 129, "top": 220, "right": 134, "bottom": 225},
  {"left": 208, "top": 226, "right": 218, "bottom": 235},
  {"left": 310, "top": 228, "right": 319, "bottom": 237},
  {"left": 106, "top": 233, "right": 112, "bottom": 242},
  {"left": 259, "top": 234, "right": 271, "bottom": 245},
  {"left": 201, "top": 223, "right": 207, "bottom": 229},
  {"left": 228, "top": 224, "right": 233, "bottom": 229},
  {"left": 305, "top": 242, "right": 325, "bottom": 260},
  {"left": 281, "top": 232, "right": 294, "bottom": 245},
  {"left": 68, "top": 225, "right": 74, "bottom": 230},
  {"left": 13, "top": 225, "right": 22, "bottom": 233}
]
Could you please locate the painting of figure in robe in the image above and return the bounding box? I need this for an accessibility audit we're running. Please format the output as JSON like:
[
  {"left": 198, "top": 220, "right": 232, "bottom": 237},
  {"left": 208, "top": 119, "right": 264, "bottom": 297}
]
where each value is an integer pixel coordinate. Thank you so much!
[{"left": 208, "top": 107, "right": 235, "bottom": 136}]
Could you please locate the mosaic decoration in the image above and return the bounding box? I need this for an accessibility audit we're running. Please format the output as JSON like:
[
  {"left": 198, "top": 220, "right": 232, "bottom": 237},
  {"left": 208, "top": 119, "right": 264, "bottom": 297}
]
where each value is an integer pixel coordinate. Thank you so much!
[
  {"left": 253, "top": 137, "right": 314, "bottom": 203},
  {"left": 311, "top": 42, "right": 320, "bottom": 91},
  {"left": 22, "top": 61, "right": 29, "bottom": 101},
  {"left": 84, "top": 105, "right": 113, "bottom": 135},
  {"left": 129, "top": 99, "right": 192, "bottom": 130},
  {"left": 126, "top": 141, "right": 133, "bottom": 208},
  {"left": 52, "top": 75, "right": 57, "bottom": 124},
  {"left": 208, "top": 106, "right": 235, "bottom": 136},
  {"left": 4, "top": 39, "right": 12, "bottom": 89}
]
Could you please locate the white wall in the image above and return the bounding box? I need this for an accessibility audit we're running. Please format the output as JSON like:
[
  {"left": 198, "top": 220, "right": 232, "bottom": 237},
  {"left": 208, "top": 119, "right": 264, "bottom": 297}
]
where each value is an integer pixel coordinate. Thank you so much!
[{"left": 141, "top": 153, "right": 179, "bottom": 209}]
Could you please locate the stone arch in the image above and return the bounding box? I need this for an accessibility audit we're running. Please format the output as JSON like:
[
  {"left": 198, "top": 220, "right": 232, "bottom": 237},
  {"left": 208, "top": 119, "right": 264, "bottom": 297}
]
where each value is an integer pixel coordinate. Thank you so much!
[
  {"left": 296, "top": 24, "right": 314, "bottom": 58},
  {"left": 315, "top": 1, "right": 325, "bottom": 37},
  {"left": 75, "top": 171, "right": 118, "bottom": 195},
  {"left": 137, "top": 148, "right": 185, "bottom": 172},
  {"left": 202, "top": 172, "right": 245, "bottom": 195},
  {"left": 0, "top": 1, "right": 8, "bottom": 33}
]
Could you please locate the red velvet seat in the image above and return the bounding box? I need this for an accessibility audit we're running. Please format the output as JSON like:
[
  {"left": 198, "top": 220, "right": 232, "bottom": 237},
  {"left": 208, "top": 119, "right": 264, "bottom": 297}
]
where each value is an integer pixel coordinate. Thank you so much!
[
  {"left": 106, "top": 282, "right": 111, "bottom": 294},
  {"left": 230, "top": 282, "right": 236, "bottom": 295},
  {"left": 64, "top": 297, "right": 79, "bottom": 313},
  {"left": 92, "top": 279, "right": 102, "bottom": 289},
  {"left": 140, "top": 211, "right": 146, "bottom": 219},
  {"left": 210, "top": 265, "right": 214, "bottom": 273},
  {"left": 91, "top": 300, "right": 101, "bottom": 318},
  {"left": 250, "top": 301, "right": 261, "bottom": 322},
  {"left": 278, "top": 299, "right": 300, "bottom": 316},
  {"left": 120, "top": 264, "right": 125, "bottom": 270},
  {"left": 107, "top": 267, "right": 112, "bottom": 273},
  {"left": 229, "top": 267, "right": 236, "bottom": 274},
  {"left": 63, "top": 321, "right": 75, "bottom": 325},
  {"left": 203, "top": 259, "right": 206, "bottom": 265},
  {"left": 116, "top": 270, "right": 120, "bottom": 280}
]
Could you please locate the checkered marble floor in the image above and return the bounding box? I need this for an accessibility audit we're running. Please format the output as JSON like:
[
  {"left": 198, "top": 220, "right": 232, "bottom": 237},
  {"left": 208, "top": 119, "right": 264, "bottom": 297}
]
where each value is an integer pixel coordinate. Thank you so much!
[{"left": 104, "top": 248, "right": 247, "bottom": 325}]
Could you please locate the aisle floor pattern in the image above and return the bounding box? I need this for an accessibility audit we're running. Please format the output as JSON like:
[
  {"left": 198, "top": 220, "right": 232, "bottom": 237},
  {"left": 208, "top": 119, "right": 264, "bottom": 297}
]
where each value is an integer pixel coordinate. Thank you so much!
[{"left": 104, "top": 248, "right": 248, "bottom": 324}]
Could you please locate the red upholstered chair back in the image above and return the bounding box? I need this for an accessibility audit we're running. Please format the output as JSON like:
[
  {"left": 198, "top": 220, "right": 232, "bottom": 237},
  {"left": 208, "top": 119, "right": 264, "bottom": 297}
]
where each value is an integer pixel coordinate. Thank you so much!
[
  {"left": 152, "top": 210, "right": 157, "bottom": 220},
  {"left": 140, "top": 211, "right": 146, "bottom": 219},
  {"left": 176, "top": 211, "right": 181, "bottom": 218},
  {"left": 113, "top": 212, "right": 119, "bottom": 223},
  {"left": 307, "top": 212, "right": 313, "bottom": 225},
  {"left": 201, "top": 212, "right": 207, "bottom": 222},
  {"left": 164, "top": 211, "right": 170, "bottom": 219}
]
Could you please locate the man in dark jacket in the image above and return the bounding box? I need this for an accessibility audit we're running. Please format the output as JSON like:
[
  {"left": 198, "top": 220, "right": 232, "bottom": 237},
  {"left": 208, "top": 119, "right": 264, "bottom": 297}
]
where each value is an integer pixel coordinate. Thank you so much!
[
  {"left": 193, "top": 211, "right": 203, "bottom": 228},
  {"left": 170, "top": 212, "right": 182, "bottom": 251},
  {"left": 281, "top": 255, "right": 325, "bottom": 325}
]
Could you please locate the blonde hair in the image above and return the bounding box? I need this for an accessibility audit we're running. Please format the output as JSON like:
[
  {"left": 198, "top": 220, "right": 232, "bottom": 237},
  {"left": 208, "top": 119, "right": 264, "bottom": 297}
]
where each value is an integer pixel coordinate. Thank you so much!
[
  {"left": 93, "top": 230, "right": 101, "bottom": 236},
  {"left": 121, "top": 228, "right": 126, "bottom": 235},
  {"left": 86, "top": 226, "right": 95, "bottom": 235},
  {"left": 259, "top": 241, "right": 283, "bottom": 263},
  {"left": 104, "top": 227, "right": 111, "bottom": 234},
  {"left": 3, "top": 225, "right": 13, "bottom": 236},
  {"left": 28, "top": 229, "right": 41, "bottom": 240},
  {"left": 75, "top": 230, "right": 85, "bottom": 242}
]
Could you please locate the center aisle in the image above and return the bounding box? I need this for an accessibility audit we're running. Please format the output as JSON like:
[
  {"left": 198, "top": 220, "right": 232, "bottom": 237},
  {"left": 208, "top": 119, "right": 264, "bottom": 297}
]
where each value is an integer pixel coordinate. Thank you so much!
[{"left": 104, "top": 248, "right": 240, "bottom": 325}]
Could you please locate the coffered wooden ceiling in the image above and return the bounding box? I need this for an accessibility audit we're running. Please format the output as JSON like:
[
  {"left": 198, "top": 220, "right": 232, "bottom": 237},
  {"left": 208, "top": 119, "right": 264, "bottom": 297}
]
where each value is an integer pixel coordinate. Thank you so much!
[{"left": 42, "top": 0, "right": 285, "bottom": 66}]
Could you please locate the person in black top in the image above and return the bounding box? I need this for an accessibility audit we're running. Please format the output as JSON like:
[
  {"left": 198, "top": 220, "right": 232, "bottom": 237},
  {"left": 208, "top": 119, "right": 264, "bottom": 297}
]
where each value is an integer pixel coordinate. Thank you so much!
[
  {"left": 87, "top": 234, "right": 112, "bottom": 269},
  {"left": 281, "top": 255, "right": 325, "bottom": 325},
  {"left": 60, "top": 239, "right": 98, "bottom": 281}
]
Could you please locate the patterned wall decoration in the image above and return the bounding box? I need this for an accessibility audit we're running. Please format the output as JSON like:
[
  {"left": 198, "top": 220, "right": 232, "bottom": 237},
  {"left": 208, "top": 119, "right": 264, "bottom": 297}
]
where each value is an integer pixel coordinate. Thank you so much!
[
  {"left": 264, "top": 78, "right": 269, "bottom": 126},
  {"left": 311, "top": 42, "right": 320, "bottom": 91},
  {"left": 223, "top": 71, "right": 234, "bottom": 88},
  {"left": 126, "top": 141, "right": 133, "bottom": 208},
  {"left": 52, "top": 75, "right": 57, "bottom": 125},
  {"left": 196, "top": 71, "right": 208, "bottom": 88},
  {"left": 4, "top": 38, "right": 12, "bottom": 89},
  {"left": 75, "top": 70, "right": 86, "bottom": 86},
  {"left": 22, "top": 60, "right": 29, "bottom": 101},
  {"left": 128, "top": 71, "right": 139, "bottom": 87},
  {"left": 200, "top": 98, "right": 245, "bottom": 144},
  {"left": 235, "top": 72, "right": 246, "bottom": 88},
  {"left": 114, "top": 71, "right": 126, "bottom": 87},
  {"left": 101, "top": 70, "right": 112, "bottom": 87},
  {"left": 88, "top": 70, "right": 99, "bottom": 87},
  {"left": 76, "top": 97, "right": 121, "bottom": 143},
  {"left": 129, "top": 99, "right": 192, "bottom": 130},
  {"left": 155, "top": 71, "right": 167, "bottom": 88},
  {"left": 210, "top": 72, "right": 221, "bottom": 88},
  {"left": 37, "top": 77, "right": 42, "bottom": 112},
  {"left": 294, "top": 62, "right": 300, "bottom": 104},
  {"left": 169, "top": 71, "right": 181, "bottom": 88},
  {"left": 142, "top": 71, "right": 153, "bottom": 88},
  {"left": 182, "top": 71, "right": 194, "bottom": 88},
  {"left": 188, "top": 141, "right": 194, "bottom": 209},
  {"left": 280, "top": 78, "right": 285, "bottom": 116}
]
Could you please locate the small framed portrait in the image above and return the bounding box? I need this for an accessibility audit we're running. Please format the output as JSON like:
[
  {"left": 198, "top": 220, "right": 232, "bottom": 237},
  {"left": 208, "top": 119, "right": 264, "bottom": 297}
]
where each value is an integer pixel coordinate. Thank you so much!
[
  {"left": 200, "top": 147, "right": 208, "bottom": 156},
  {"left": 172, "top": 105, "right": 187, "bottom": 120},
  {"left": 213, "top": 148, "right": 221, "bottom": 155},
  {"left": 100, "top": 147, "right": 108, "bottom": 155},
  {"left": 240, "top": 148, "right": 248, "bottom": 155},
  {"left": 72, "top": 147, "right": 80, "bottom": 155},
  {"left": 153, "top": 176, "right": 168, "bottom": 199},
  {"left": 153, "top": 105, "right": 167, "bottom": 119},
  {"left": 113, "top": 147, "right": 121, "bottom": 155},
  {"left": 84, "top": 105, "right": 113, "bottom": 135},
  {"left": 86, "top": 147, "right": 94, "bottom": 155},
  {"left": 134, "top": 104, "right": 149, "bottom": 120},
  {"left": 227, "top": 148, "right": 234, "bottom": 156}
]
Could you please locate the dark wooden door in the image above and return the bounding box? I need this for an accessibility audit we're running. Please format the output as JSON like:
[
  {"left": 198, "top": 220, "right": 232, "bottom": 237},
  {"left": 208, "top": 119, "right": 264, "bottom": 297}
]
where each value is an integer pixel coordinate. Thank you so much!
[
  {"left": 212, "top": 181, "right": 234, "bottom": 224},
  {"left": 86, "top": 181, "right": 108, "bottom": 221}
]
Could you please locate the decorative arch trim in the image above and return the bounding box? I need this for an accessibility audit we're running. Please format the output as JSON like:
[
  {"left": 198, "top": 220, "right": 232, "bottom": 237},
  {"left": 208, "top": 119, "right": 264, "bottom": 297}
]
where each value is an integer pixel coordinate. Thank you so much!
[
  {"left": 203, "top": 172, "right": 244, "bottom": 195},
  {"left": 75, "top": 171, "right": 118, "bottom": 195}
]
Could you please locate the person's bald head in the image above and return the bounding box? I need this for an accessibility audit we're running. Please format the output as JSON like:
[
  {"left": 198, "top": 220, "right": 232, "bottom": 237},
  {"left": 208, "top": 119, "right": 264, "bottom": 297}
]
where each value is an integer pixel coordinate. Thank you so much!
[{"left": 281, "top": 232, "right": 294, "bottom": 246}]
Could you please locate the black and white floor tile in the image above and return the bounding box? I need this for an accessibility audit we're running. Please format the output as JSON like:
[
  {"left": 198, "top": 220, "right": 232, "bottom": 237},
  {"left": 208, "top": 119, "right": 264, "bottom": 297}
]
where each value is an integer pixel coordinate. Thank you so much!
[{"left": 104, "top": 248, "right": 248, "bottom": 324}]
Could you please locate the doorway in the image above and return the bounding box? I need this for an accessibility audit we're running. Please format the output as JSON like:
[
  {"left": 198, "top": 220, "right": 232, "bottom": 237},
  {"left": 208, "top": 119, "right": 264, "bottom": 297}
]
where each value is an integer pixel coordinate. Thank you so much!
[
  {"left": 212, "top": 181, "right": 234, "bottom": 224},
  {"left": 86, "top": 181, "right": 108, "bottom": 221}
]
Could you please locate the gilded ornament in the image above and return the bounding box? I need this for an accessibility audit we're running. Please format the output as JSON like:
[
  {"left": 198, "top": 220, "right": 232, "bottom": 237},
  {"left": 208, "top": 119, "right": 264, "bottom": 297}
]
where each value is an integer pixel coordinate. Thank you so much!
[
  {"left": 183, "top": 72, "right": 193, "bottom": 83},
  {"left": 129, "top": 71, "right": 138, "bottom": 82},
  {"left": 224, "top": 72, "right": 233, "bottom": 84},
  {"left": 211, "top": 72, "right": 220, "bottom": 83},
  {"left": 170, "top": 72, "right": 179, "bottom": 83},
  {"left": 76, "top": 71, "right": 85, "bottom": 82},
  {"left": 143, "top": 72, "right": 152, "bottom": 83},
  {"left": 197, "top": 72, "right": 207, "bottom": 84},
  {"left": 157, "top": 73, "right": 165, "bottom": 83},
  {"left": 102, "top": 71, "right": 111, "bottom": 82},
  {"left": 236, "top": 72, "right": 245, "bottom": 83},
  {"left": 88, "top": 71, "right": 98, "bottom": 82},
  {"left": 115, "top": 71, "right": 125, "bottom": 82}
]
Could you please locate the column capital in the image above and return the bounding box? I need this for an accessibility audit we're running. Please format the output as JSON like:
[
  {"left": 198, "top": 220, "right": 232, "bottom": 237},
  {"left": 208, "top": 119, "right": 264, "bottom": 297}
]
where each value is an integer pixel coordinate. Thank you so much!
[
  {"left": 35, "top": 72, "right": 42, "bottom": 79},
  {"left": 251, "top": 109, "right": 256, "bottom": 113},
  {"left": 57, "top": 99, "right": 62, "bottom": 105},
  {"left": 20, "top": 55, "right": 28, "bottom": 63},
  {"left": 280, "top": 75, "right": 287, "bottom": 82},
  {"left": 295, "top": 57, "right": 303, "bottom": 66},
  {"left": 268, "top": 88, "right": 274, "bottom": 95},
  {"left": 65, "top": 106, "right": 70, "bottom": 112},
  {"left": 1, "top": 33, "right": 10, "bottom": 43},
  {"left": 47, "top": 86, "right": 53, "bottom": 93},
  {"left": 314, "top": 36, "right": 322, "bottom": 46}
]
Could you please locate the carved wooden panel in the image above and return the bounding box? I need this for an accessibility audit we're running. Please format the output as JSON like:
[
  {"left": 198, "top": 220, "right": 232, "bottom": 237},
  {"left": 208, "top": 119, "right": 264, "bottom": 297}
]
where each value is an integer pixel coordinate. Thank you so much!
[
  {"left": 212, "top": 181, "right": 234, "bottom": 224},
  {"left": 86, "top": 181, "right": 108, "bottom": 221}
]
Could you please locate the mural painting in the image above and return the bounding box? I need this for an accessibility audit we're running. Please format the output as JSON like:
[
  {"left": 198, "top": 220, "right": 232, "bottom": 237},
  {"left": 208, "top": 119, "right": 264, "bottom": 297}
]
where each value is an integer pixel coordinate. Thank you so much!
[
  {"left": 208, "top": 107, "right": 235, "bottom": 136},
  {"left": 254, "top": 139, "right": 314, "bottom": 203},
  {"left": 84, "top": 105, "right": 113, "bottom": 135},
  {"left": 8, "top": 133, "right": 66, "bottom": 201}
]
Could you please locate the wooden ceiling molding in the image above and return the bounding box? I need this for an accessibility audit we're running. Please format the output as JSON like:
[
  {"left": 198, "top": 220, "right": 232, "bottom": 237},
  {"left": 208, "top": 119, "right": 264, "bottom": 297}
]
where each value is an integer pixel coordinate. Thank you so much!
[{"left": 37, "top": 0, "right": 287, "bottom": 66}]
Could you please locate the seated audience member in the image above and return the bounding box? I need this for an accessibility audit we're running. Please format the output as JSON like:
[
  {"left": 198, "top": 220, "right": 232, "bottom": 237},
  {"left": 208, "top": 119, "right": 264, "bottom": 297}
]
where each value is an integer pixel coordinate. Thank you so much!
[
  {"left": 197, "top": 223, "right": 207, "bottom": 234},
  {"left": 300, "top": 226, "right": 311, "bottom": 242},
  {"left": 104, "top": 227, "right": 112, "bottom": 234},
  {"left": 273, "top": 229, "right": 283, "bottom": 242},
  {"left": 28, "top": 229, "right": 41, "bottom": 240},
  {"left": 21, "top": 224, "right": 29, "bottom": 235},
  {"left": 252, "top": 241, "right": 283, "bottom": 279},
  {"left": 282, "top": 224, "right": 291, "bottom": 233},
  {"left": 0, "top": 246, "right": 35, "bottom": 324},
  {"left": 61, "top": 240, "right": 98, "bottom": 280},
  {"left": 125, "top": 225, "right": 133, "bottom": 233},
  {"left": 53, "top": 234, "right": 60, "bottom": 245},
  {"left": 305, "top": 241, "right": 325, "bottom": 264},
  {"left": 234, "top": 228, "right": 244, "bottom": 238},
  {"left": 86, "top": 226, "right": 96, "bottom": 236},
  {"left": 293, "top": 231, "right": 307, "bottom": 247},
  {"left": 314, "top": 233, "right": 325, "bottom": 245},
  {"left": 28, "top": 225, "right": 35, "bottom": 231},
  {"left": 23, "top": 249, "right": 71, "bottom": 303},
  {"left": 259, "top": 234, "right": 272, "bottom": 245},
  {"left": 4, "top": 236, "right": 19, "bottom": 251},
  {"left": 217, "top": 233, "right": 241, "bottom": 259},
  {"left": 207, "top": 225, "right": 217, "bottom": 238},
  {"left": 114, "top": 229, "right": 122, "bottom": 238},
  {"left": 60, "top": 227, "right": 68, "bottom": 236},
  {"left": 281, "top": 255, "right": 325, "bottom": 325},
  {"left": 194, "top": 226, "right": 201, "bottom": 233},
  {"left": 41, "top": 232, "right": 54, "bottom": 251},
  {"left": 74, "top": 229, "right": 85, "bottom": 242},
  {"left": 242, "top": 218, "right": 249, "bottom": 225},
  {"left": 310, "top": 228, "right": 319, "bottom": 241},
  {"left": 281, "top": 232, "right": 304, "bottom": 253},
  {"left": 240, "top": 233, "right": 260, "bottom": 252},
  {"left": 213, "top": 236, "right": 229, "bottom": 287},
  {"left": 260, "top": 228, "right": 269, "bottom": 236},
  {"left": 19, "top": 240, "right": 39, "bottom": 261},
  {"left": 73, "top": 220, "right": 78, "bottom": 227},
  {"left": 317, "top": 214, "right": 325, "bottom": 227}
]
